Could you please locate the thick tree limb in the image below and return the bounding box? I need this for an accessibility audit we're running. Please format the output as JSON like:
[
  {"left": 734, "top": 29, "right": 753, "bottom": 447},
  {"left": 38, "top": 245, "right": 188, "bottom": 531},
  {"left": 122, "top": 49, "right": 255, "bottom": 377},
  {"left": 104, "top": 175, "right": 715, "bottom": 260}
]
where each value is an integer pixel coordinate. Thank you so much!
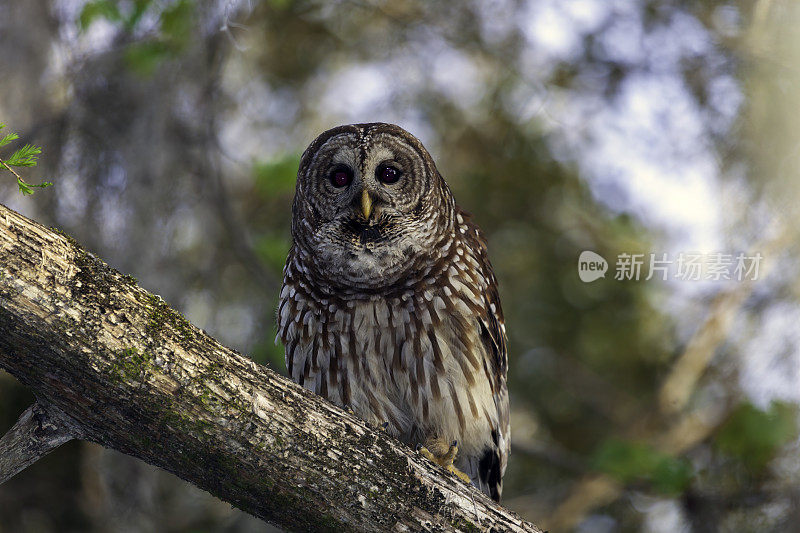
[{"left": 0, "top": 203, "right": 540, "bottom": 533}]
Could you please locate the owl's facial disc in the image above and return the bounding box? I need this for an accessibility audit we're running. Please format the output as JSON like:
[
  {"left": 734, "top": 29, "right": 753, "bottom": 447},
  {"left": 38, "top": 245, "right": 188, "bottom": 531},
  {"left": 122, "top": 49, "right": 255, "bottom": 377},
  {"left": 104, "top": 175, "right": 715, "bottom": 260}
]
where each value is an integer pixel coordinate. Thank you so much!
[{"left": 294, "top": 123, "right": 453, "bottom": 288}]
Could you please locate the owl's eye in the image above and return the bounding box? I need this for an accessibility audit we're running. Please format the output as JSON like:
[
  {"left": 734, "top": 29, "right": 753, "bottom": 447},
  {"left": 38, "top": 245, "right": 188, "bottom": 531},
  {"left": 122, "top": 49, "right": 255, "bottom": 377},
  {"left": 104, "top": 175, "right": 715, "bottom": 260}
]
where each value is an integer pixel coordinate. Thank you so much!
[
  {"left": 377, "top": 164, "right": 401, "bottom": 184},
  {"left": 329, "top": 165, "right": 353, "bottom": 188}
]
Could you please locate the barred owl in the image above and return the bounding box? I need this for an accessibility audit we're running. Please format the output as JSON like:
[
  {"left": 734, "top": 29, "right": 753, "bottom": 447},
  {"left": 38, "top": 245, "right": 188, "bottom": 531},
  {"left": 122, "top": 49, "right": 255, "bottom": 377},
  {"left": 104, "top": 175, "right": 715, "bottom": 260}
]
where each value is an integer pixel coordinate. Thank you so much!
[{"left": 277, "top": 123, "right": 509, "bottom": 501}]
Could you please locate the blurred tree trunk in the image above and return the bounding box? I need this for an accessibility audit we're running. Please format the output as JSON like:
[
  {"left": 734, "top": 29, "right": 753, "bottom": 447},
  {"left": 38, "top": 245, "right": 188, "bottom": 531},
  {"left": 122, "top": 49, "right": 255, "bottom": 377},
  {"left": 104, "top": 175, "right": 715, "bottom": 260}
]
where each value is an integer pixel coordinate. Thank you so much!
[{"left": 0, "top": 203, "right": 539, "bottom": 533}]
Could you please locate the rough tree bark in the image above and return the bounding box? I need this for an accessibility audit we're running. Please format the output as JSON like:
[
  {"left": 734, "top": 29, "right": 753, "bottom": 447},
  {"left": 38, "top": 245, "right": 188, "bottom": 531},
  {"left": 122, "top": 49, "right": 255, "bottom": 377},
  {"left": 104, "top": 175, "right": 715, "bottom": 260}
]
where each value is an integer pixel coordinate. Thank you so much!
[{"left": 0, "top": 203, "right": 541, "bottom": 533}]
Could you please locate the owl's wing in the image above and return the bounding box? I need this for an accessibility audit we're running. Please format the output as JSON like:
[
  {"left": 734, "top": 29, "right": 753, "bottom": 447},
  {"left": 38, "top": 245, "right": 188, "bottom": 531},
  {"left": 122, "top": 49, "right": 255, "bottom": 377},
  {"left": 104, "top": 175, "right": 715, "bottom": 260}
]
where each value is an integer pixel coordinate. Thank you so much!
[
  {"left": 463, "top": 211, "right": 508, "bottom": 384},
  {"left": 460, "top": 209, "right": 510, "bottom": 502}
]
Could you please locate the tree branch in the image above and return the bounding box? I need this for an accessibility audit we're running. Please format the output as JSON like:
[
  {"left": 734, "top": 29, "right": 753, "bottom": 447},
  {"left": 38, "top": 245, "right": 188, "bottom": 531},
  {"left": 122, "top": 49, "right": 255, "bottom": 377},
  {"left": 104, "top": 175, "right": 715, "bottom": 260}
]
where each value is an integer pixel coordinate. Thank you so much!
[
  {"left": 0, "top": 203, "right": 540, "bottom": 533},
  {"left": 0, "top": 403, "right": 75, "bottom": 484}
]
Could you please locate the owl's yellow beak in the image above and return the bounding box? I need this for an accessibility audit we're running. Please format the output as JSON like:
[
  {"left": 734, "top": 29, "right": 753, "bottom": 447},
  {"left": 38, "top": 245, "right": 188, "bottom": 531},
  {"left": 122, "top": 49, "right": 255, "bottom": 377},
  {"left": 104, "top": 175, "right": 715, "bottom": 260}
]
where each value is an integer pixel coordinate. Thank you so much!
[{"left": 361, "top": 189, "right": 373, "bottom": 220}]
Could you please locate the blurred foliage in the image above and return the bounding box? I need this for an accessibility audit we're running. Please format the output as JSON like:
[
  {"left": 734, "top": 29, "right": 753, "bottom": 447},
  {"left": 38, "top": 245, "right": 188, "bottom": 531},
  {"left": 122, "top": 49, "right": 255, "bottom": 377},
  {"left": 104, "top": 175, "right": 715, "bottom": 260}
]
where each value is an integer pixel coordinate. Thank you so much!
[
  {"left": 591, "top": 438, "right": 693, "bottom": 495},
  {"left": 250, "top": 155, "right": 297, "bottom": 370},
  {"left": 1, "top": 0, "right": 799, "bottom": 532},
  {"left": 80, "top": 0, "right": 147, "bottom": 30},
  {"left": 252, "top": 155, "right": 301, "bottom": 198},
  {"left": 255, "top": 233, "right": 290, "bottom": 277},
  {"left": 715, "top": 401, "right": 798, "bottom": 474},
  {"left": 80, "top": 0, "right": 196, "bottom": 75}
]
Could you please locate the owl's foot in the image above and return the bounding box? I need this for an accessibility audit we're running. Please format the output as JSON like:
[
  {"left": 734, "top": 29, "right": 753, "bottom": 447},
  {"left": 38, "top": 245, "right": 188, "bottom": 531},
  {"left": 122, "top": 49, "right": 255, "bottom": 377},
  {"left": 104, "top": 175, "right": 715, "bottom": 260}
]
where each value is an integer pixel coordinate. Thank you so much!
[{"left": 417, "top": 438, "right": 471, "bottom": 483}]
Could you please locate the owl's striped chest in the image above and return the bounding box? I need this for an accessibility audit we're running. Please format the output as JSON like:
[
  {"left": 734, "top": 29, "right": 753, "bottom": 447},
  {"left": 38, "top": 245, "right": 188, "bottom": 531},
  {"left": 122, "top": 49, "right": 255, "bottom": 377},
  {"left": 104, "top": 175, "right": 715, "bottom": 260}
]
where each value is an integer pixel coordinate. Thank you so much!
[{"left": 277, "top": 238, "right": 498, "bottom": 457}]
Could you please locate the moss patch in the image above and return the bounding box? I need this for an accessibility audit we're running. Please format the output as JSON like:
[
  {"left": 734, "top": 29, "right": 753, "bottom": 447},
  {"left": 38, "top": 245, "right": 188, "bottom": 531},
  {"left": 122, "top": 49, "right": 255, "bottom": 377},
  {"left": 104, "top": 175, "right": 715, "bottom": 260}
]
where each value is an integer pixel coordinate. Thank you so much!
[
  {"left": 110, "top": 346, "right": 154, "bottom": 383},
  {"left": 450, "top": 517, "right": 482, "bottom": 532},
  {"left": 145, "top": 293, "right": 195, "bottom": 343}
]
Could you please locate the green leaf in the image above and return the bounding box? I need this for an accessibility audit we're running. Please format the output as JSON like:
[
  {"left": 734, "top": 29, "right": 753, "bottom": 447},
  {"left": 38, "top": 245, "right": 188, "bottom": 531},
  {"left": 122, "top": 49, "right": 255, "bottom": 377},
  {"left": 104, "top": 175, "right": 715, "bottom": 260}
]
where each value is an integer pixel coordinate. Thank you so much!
[
  {"left": 79, "top": 0, "right": 122, "bottom": 30},
  {"left": 0, "top": 132, "right": 19, "bottom": 148},
  {"left": 17, "top": 177, "right": 34, "bottom": 195},
  {"left": 591, "top": 438, "right": 692, "bottom": 495},
  {"left": 715, "top": 400, "right": 798, "bottom": 472},
  {"left": 0, "top": 122, "right": 51, "bottom": 196},
  {"left": 6, "top": 144, "right": 42, "bottom": 167},
  {"left": 15, "top": 177, "right": 52, "bottom": 196}
]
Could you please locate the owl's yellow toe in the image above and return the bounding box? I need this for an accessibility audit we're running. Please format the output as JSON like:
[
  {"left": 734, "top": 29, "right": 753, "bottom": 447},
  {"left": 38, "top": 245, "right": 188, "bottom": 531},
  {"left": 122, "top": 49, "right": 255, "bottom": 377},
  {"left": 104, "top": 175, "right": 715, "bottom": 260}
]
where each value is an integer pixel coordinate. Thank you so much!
[
  {"left": 447, "top": 463, "right": 472, "bottom": 483},
  {"left": 418, "top": 438, "right": 471, "bottom": 483}
]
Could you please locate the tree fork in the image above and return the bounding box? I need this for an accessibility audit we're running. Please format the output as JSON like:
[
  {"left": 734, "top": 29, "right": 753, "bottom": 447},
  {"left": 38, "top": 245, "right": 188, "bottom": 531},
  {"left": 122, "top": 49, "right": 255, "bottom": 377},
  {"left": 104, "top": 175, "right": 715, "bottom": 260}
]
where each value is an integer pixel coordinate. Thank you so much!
[
  {"left": 0, "top": 203, "right": 540, "bottom": 533},
  {"left": 0, "top": 402, "right": 76, "bottom": 484}
]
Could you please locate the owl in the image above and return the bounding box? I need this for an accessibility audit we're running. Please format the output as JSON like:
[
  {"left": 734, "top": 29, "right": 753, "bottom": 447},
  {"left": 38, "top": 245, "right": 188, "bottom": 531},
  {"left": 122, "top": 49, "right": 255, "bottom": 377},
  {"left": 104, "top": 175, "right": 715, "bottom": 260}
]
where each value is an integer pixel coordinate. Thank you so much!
[{"left": 277, "top": 123, "right": 509, "bottom": 501}]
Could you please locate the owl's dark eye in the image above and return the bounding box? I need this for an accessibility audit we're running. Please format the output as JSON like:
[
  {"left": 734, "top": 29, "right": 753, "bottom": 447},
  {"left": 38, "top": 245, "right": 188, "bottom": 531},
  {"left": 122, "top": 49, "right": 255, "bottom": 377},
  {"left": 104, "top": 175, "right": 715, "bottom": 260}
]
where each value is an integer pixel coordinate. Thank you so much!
[
  {"left": 377, "top": 164, "right": 401, "bottom": 184},
  {"left": 329, "top": 165, "right": 353, "bottom": 188}
]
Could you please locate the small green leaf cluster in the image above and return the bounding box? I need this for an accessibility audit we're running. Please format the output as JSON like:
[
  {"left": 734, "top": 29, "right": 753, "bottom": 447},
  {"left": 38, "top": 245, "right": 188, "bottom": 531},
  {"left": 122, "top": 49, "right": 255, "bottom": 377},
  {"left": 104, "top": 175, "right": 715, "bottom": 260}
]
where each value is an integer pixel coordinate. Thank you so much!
[
  {"left": 0, "top": 123, "right": 52, "bottom": 195},
  {"left": 79, "top": 0, "right": 196, "bottom": 76}
]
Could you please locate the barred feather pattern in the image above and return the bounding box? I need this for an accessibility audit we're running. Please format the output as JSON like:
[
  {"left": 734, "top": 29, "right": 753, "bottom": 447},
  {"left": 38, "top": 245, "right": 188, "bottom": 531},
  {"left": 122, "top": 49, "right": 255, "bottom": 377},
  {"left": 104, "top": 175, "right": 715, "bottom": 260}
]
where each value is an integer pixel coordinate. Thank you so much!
[{"left": 277, "top": 123, "right": 509, "bottom": 501}]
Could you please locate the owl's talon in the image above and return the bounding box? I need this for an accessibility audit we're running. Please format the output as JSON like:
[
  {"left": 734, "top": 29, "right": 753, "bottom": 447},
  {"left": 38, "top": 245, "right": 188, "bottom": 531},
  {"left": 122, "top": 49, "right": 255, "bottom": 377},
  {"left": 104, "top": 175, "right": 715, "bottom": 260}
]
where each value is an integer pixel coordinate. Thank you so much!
[
  {"left": 447, "top": 464, "right": 472, "bottom": 483},
  {"left": 417, "top": 438, "right": 471, "bottom": 483},
  {"left": 418, "top": 445, "right": 436, "bottom": 463}
]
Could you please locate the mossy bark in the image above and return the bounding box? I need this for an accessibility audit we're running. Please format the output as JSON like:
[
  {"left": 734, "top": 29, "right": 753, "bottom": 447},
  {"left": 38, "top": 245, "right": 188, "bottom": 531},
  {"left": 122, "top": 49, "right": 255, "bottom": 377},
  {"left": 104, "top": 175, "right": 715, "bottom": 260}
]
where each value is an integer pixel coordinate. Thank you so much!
[{"left": 0, "top": 203, "right": 540, "bottom": 533}]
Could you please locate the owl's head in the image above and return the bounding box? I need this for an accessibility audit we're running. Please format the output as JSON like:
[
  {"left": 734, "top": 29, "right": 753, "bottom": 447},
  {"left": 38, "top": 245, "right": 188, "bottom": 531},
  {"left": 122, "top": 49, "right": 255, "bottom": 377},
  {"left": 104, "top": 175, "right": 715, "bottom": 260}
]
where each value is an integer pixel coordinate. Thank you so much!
[{"left": 291, "top": 123, "right": 455, "bottom": 290}]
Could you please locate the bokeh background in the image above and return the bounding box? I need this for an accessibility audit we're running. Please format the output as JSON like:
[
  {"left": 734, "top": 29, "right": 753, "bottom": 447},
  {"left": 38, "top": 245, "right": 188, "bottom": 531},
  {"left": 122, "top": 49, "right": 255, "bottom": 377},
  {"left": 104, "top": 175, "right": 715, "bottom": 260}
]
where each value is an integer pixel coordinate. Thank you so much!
[{"left": 2, "top": 0, "right": 800, "bottom": 531}]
